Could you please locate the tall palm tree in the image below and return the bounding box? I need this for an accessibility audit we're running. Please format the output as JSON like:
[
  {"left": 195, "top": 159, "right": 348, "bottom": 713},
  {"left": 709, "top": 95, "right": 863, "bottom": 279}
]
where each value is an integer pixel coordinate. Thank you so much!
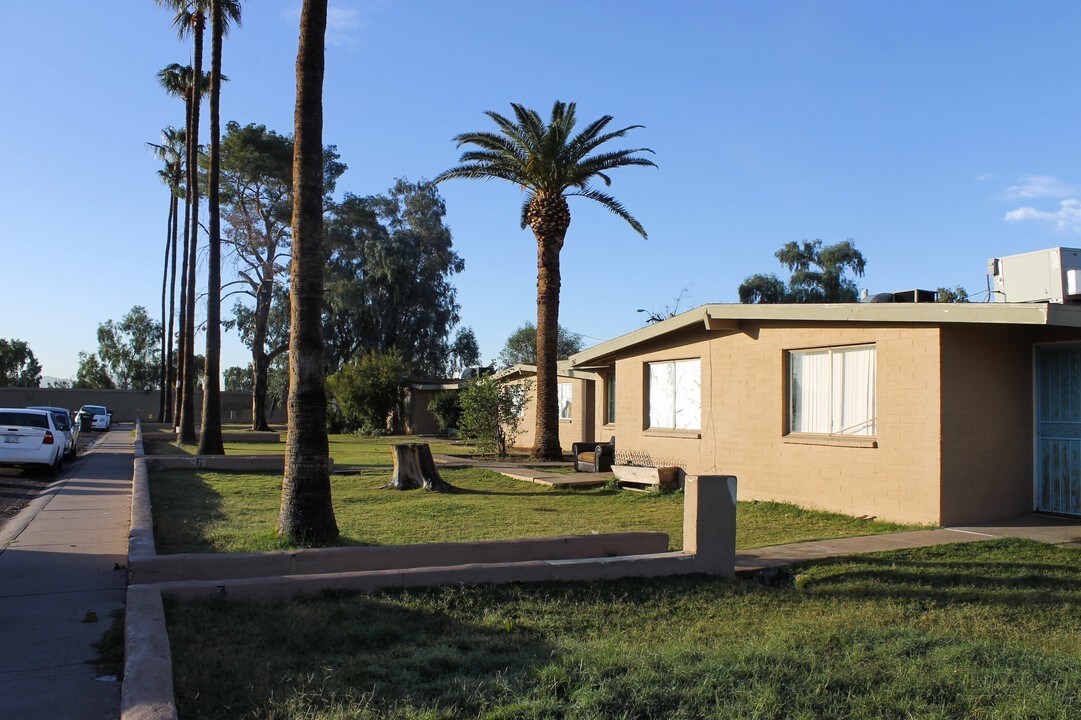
[
  {"left": 278, "top": 0, "right": 338, "bottom": 543},
  {"left": 436, "top": 102, "right": 656, "bottom": 459},
  {"left": 156, "top": 62, "right": 207, "bottom": 428},
  {"left": 158, "top": 1, "right": 207, "bottom": 445},
  {"left": 147, "top": 126, "right": 186, "bottom": 423},
  {"left": 197, "top": 0, "right": 242, "bottom": 456}
]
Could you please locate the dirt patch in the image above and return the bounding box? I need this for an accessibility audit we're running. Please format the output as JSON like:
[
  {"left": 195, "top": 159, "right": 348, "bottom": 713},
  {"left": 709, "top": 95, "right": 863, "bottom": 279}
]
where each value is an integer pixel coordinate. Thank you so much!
[{"left": 0, "top": 470, "right": 47, "bottom": 527}]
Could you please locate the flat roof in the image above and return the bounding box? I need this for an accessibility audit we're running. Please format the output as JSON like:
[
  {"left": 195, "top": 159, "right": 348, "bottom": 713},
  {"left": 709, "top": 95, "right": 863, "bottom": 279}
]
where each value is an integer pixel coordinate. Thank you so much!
[{"left": 570, "top": 301, "right": 1081, "bottom": 366}]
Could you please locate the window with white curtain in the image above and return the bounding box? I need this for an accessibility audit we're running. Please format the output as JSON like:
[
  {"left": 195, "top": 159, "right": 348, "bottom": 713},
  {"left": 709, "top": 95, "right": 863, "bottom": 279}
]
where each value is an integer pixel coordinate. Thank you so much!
[
  {"left": 647, "top": 359, "right": 701, "bottom": 430},
  {"left": 789, "top": 345, "right": 876, "bottom": 436},
  {"left": 558, "top": 382, "right": 572, "bottom": 420}
]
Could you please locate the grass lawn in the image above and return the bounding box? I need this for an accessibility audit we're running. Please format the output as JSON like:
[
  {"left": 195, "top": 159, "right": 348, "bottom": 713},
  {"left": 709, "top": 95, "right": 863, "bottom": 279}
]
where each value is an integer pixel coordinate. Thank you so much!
[
  {"left": 148, "top": 467, "right": 918, "bottom": 554},
  {"left": 143, "top": 432, "right": 485, "bottom": 466},
  {"left": 164, "top": 538, "right": 1081, "bottom": 719}
]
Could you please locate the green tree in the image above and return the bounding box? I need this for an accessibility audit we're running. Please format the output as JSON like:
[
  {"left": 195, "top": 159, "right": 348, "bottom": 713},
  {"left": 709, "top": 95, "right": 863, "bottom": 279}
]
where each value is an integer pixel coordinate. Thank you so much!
[
  {"left": 199, "top": 0, "right": 244, "bottom": 456},
  {"left": 323, "top": 179, "right": 464, "bottom": 375},
  {"left": 739, "top": 239, "right": 867, "bottom": 304},
  {"left": 498, "top": 322, "right": 583, "bottom": 368},
  {"left": 448, "top": 326, "right": 480, "bottom": 376},
  {"left": 218, "top": 121, "right": 344, "bottom": 430},
  {"left": 437, "top": 101, "right": 655, "bottom": 459},
  {"left": 458, "top": 376, "right": 529, "bottom": 458},
  {"left": 0, "top": 339, "right": 42, "bottom": 387},
  {"left": 74, "top": 352, "right": 115, "bottom": 390},
  {"left": 96, "top": 306, "right": 162, "bottom": 391},
  {"left": 937, "top": 286, "right": 970, "bottom": 303},
  {"left": 278, "top": 0, "right": 338, "bottom": 544},
  {"left": 428, "top": 390, "right": 462, "bottom": 434},
  {"left": 327, "top": 350, "right": 405, "bottom": 434},
  {"left": 223, "top": 365, "right": 253, "bottom": 392}
]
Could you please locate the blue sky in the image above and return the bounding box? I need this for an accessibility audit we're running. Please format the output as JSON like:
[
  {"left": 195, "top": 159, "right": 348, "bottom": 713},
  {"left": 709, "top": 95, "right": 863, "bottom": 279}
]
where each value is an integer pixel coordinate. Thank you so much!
[{"left": 3, "top": 1, "right": 1081, "bottom": 380}]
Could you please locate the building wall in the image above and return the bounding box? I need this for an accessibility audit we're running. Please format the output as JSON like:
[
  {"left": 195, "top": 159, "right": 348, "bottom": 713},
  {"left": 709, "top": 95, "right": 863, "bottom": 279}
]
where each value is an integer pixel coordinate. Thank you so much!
[
  {"left": 0, "top": 387, "right": 283, "bottom": 425},
  {"left": 603, "top": 322, "right": 945, "bottom": 524},
  {"left": 511, "top": 374, "right": 595, "bottom": 453}
]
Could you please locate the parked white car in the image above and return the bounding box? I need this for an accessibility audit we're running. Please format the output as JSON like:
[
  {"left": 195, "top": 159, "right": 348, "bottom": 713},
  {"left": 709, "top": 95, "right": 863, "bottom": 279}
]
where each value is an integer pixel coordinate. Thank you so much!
[
  {"left": 26, "top": 406, "right": 78, "bottom": 458},
  {"left": 77, "top": 405, "right": 111, "bottom": 431},
  {"left": 0, "top": 408, "right": 65, "bottom": 475}
]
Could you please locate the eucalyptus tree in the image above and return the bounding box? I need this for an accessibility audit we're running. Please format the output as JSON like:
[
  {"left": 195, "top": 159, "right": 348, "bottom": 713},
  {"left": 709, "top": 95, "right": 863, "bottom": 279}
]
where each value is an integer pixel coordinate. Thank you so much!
[
  {"left": 198, "top": 0, "right": 243, "bottom": 456},
  {"left": 278, "top": 0, "right": 338, "bottom": 543},
  {"left": 218, "top": 121, "right": 344, "bottom": 430},
  {"left": 738, "top": 239, "right": 867, "bottom": 304},
  {"left": 436, "top": 102, "right": 655, "bottom": 459},
  {"left": 147, "top": 126, "right": 185, "bottom": 422}
]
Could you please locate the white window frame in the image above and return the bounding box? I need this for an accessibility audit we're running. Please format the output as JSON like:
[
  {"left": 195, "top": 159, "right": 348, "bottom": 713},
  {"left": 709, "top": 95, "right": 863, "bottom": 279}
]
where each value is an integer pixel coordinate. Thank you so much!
[
  {"left": 647, "top": 359, "right": 701, "bottom": 430},
  {"left": 788, "top": 344, "right": 876, "bottom": 437},
  {"left": 557, "top": 382, "right": 572, "bottom": 420}
]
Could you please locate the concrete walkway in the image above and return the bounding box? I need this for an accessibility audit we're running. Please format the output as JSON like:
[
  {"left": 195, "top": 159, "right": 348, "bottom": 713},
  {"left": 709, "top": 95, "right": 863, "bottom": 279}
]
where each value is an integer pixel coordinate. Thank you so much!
[
  {"left": 0, "top": 427, "right": 132, "bottom": 720},
  {"left": 735, "top": 514, "right": 1081, "bottom": 572}
]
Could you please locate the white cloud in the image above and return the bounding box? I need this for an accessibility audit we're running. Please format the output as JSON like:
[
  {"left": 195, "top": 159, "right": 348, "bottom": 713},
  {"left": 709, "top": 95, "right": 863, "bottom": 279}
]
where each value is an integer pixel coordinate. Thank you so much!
[
  {"left": 280, "top": 2, "right": 363, "bottom": 47},
  {"left": 1005, "top": 174, "right": 1078, "bottom": 200},
  {"left": 1005, "top": 199, "right": 1081, "bottom": 233},
  {"left": 326, "top": 4, "right": 362, "bottom": 47}
]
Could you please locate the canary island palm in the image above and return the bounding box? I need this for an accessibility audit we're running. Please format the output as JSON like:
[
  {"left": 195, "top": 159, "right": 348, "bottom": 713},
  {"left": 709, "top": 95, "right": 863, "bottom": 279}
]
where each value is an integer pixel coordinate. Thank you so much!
[{"left": 436, "top": 101, "right": 655, "bottom": 460}]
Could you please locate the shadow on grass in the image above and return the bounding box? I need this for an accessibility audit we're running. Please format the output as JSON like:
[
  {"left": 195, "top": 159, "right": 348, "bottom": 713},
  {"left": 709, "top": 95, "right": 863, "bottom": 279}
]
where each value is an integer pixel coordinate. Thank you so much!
[
  {"left": 149, "top": 470, "right": 228, "bottom": 554},
  {"left": 166, "top": 589, "right": 561, "bottom": 720},
  {"left": 793, "top": 539, "right": 1081, "bottom": 607}
]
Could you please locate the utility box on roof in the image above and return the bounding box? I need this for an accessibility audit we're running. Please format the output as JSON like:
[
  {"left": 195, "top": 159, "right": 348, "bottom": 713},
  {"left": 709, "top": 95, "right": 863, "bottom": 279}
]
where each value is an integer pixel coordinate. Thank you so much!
[{"left": 988, "top": 247, "right": 1081, "bottom": 304}]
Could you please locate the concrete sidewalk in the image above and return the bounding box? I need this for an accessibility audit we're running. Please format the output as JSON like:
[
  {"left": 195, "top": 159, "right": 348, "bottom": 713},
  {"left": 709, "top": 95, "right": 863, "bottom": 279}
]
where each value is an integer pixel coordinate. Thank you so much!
[{"left": 0, "top": 427, "right": 133, "bottom": 720}]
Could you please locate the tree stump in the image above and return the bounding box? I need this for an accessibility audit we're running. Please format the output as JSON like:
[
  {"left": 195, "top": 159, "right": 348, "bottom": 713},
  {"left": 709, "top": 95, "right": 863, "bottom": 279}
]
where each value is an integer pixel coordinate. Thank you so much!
[{"left": 383, "top": 443, "right": 457, "bottom": 492}]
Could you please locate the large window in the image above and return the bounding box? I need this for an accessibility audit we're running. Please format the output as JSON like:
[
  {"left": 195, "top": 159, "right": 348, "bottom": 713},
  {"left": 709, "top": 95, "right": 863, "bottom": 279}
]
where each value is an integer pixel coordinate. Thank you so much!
[
  {"left": 648, "top": 359, "right": 701, "bottom": 430},
  {"left": 789, "top": 345, "right": 876, "bottom": 436},
  {"left": 558, "top": 382, "right": 572, "bottom": 420}
]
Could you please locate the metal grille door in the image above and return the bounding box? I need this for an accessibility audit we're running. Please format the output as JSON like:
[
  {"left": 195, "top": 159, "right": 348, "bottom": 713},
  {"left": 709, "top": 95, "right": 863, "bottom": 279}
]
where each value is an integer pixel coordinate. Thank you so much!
[{"left": 1036, "top": 345, "right": 1081, "bottom": 516}]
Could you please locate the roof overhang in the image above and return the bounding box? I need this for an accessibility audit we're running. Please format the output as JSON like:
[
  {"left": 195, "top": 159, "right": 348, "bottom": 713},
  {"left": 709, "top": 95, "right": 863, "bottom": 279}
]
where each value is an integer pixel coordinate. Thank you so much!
[{"left": 570, "top": 302, "right": 1081, "bottom": 366}]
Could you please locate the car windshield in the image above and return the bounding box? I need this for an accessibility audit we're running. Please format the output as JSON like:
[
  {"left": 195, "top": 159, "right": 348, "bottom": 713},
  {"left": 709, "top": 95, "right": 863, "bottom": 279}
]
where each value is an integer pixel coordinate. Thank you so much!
[
  {"left": 82, "top": 406, "right": 106, "bottom": 415},
  {"left": 51, "top": 413, "right": 71, "bottom": 430},
  {"left": 0, "top": 411, "right": 48, "bottom": 429}
]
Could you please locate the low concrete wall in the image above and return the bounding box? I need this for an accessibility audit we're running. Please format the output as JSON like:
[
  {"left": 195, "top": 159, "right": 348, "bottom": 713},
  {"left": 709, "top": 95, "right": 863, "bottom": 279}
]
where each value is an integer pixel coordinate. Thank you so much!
[
  {"left": 131, "top": 532, "right": 671, "bottom": 584},
  {"left": 0, "top": 387, "right": 283, "bottom": 424},
  {"left": 143, "top": 455, "right": 289, "bottom": 472},
  {"left": 121, "top": 587, "right": 178, "bottom": 720}
]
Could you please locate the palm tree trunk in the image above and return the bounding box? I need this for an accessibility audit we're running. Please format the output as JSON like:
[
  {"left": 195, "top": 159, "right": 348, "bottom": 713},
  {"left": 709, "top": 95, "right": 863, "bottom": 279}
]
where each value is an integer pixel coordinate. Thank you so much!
[
  {"left": 178, "top": 15, "right": 205, "bottom": 446},
  {"left": 175, "top": 99, "right": 194, "bottom": 430},
  {"left": 198, "top": 0, "right": 225, "bottom": 456},
  {"left": 165, "top": 183, "right": 179, "bottom": 422},
  {"left": 529, "top": 193, "right": 570, "bottom": 460},
  {"left": 159, "top": 192, "right": 174, "bottom": 422},
  {"left": 250, "top": 273, "right": 273, "bottom": 431},
  {"left": 278, "top": 0, "right": 338, "bottom": 543}
]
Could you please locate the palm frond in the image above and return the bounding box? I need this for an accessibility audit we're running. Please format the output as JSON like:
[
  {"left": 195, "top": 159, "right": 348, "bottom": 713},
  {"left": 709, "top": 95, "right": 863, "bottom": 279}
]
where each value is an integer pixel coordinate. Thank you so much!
[
  {"left": 519, "top": 191, "right": 537, "bottom": 230},
  {"left": 434, "top": 163, "right": 527, "bottom": 185},
  {"left": 567, "top": 187, "right": 648, "bottom": 239}
]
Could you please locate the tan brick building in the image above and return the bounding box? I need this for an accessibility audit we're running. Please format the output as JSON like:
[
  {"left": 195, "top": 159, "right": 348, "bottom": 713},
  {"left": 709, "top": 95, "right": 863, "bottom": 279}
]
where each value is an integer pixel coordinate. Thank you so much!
[{"left": 517, "top": 302, "right": 1081, "bottom": 525}]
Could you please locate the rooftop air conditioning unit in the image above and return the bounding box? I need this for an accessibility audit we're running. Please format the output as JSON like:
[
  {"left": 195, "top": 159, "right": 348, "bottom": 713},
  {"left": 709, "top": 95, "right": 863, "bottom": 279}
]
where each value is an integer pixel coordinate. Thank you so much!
[{"left": 987, "top": 247, "right": 1081, "bottom": 303}]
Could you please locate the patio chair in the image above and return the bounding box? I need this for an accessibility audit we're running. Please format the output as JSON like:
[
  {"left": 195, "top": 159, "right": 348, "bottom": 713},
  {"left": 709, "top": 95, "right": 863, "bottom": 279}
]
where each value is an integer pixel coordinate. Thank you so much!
[{"left": 572, "top": 437, "right": 615, "bottom": 473}]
